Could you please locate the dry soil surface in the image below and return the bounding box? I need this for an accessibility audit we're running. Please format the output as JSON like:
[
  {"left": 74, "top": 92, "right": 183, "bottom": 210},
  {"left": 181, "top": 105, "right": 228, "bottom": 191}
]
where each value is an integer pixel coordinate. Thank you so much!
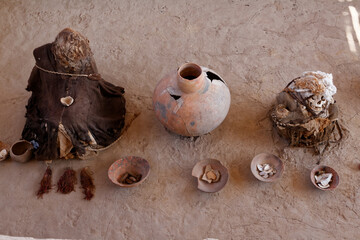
[{"left": 0, "top": 0, "right": 360, "bottom": 239}]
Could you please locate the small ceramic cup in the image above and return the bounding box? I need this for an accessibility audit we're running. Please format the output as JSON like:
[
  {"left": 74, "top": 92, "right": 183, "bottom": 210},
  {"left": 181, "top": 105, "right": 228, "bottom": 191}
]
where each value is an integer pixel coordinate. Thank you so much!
[{"left": 10, "top": 140, "right": 33, "bottom": 163}]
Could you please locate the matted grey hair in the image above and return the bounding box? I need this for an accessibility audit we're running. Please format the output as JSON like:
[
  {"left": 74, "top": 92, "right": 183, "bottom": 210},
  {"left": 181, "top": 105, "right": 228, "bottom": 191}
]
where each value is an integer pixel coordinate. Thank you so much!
[{"left": 51, "top": 28, "right": 93, "bottom": 72}]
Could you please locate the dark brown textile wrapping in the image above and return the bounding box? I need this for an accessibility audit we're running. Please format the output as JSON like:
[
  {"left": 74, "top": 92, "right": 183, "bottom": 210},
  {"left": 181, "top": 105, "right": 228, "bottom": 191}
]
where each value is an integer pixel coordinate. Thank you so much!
[{"left": 22, "top": 43, "right": 126, "bottom": 160}]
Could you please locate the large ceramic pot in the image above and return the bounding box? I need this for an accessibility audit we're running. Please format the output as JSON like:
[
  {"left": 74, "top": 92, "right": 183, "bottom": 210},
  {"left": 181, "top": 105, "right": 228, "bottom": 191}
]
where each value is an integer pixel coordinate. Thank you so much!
[{"left": 153, "top": 63, "right": 231, "bottom": 136}]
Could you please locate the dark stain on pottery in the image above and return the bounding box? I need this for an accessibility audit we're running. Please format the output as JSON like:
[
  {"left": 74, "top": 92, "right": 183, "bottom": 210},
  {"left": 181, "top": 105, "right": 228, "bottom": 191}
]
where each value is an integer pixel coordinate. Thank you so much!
[{"left": 154, "top": 102, "right": 168, "bottom": 121}]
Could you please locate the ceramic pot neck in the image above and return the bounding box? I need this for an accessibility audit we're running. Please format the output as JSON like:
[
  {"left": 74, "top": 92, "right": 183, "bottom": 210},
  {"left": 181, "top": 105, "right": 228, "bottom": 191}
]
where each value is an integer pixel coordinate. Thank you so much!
[{"left": 177, "top": 63, "right": 206, "bottom": 94}]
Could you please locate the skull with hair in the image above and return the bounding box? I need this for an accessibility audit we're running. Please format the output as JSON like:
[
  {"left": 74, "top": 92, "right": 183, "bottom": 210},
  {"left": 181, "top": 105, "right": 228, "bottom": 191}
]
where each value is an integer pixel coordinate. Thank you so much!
[{"left": 271, "top": 71, "right": 342, "bottom": 154}]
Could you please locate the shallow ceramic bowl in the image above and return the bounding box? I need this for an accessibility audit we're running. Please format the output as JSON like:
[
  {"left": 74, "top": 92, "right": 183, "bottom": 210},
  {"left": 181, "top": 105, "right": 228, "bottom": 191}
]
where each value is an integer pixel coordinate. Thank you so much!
[
  {"left": 310, "top": 165, "right": 339, "bottom": 191},
  {"left": 192, "top": 159, "right": 229, "bottom": 193},
  {"left": 108, "top": 156, "right": 150, "bottom": 188},
  {"left": 250, "top": 153, "right": 284, "bottom": 182},
  {"left": 0, "top": 141, "right": 10, "bottom": 161}
]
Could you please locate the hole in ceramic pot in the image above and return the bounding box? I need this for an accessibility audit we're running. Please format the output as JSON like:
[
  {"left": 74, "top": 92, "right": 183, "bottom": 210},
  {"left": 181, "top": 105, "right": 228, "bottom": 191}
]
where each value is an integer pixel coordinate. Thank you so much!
[
  {"left": 179, "top": 64, "right": 202, "bottom": 81},
  {"left": 11, "top": 142, "right": 31, "bottom": 155},
  {"left": 170, "top": 94, "right": 181, "bottom": 100},
  {"left": 206, "top": 71, "right": 224, "bottom": 83}
]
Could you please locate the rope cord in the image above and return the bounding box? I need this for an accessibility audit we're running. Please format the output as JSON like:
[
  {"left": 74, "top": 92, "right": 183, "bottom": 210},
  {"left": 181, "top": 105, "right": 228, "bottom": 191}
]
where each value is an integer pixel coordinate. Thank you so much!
[{"left": 35, "top": 64, "right": 92, "bottom": 77}]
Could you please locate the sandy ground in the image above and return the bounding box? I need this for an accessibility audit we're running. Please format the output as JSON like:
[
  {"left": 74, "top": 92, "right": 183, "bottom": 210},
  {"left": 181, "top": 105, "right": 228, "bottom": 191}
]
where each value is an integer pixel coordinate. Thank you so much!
[{"left": 0, "top": 0, "right": 360, "bottom": 239}]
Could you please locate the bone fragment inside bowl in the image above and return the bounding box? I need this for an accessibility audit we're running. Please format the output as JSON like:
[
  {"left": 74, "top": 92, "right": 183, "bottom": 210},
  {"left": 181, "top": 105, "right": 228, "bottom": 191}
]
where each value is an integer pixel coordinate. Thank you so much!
[
  {"left": 314, "top": 171, "right": 333, "bottom": 189},
  {"left": 201, "top": 165, "right": 221, "bottom": 183},
  {"left": 118, "top": 172, "right": 142, "bottom": 185},
  {"left": 257, "top": 163, "right": 277, "bottom": 179}
]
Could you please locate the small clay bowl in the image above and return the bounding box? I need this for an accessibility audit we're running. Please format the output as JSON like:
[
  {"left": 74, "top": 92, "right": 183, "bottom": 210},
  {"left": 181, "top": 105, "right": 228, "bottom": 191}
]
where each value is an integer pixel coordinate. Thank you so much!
[
  {"left": 310, "top": 165, "right": 339, "bottom": 191},
  {"left": 10, "top": 140, "right": 33, "bottom": 163},
  {"left": 0, "top": 141, "right": 10, "bottom": 161},
  {"left": 108, "top": 156, "right": 150, "bottom": 188},
  {"left": 250, "top": 153, "right": 284, "bottom": 182},
  {"left": 192, "top": 159, "right": 229, "bottom": 193}
]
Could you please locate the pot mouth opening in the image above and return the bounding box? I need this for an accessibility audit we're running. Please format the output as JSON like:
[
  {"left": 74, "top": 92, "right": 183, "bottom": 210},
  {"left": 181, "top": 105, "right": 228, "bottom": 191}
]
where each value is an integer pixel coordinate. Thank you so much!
[
  {"left": 12, "top": 142, "right": 30, "bottom": 155},
  {"left": 179, "top": 63, "right": 202, "bottom": 81}
]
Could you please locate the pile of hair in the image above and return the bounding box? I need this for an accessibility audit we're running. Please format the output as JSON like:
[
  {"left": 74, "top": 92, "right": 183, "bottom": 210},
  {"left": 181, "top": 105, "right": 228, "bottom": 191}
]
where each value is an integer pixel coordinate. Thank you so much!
[
  {"left": 36, "top": 166, "right": 53, "bottom": 198},
  {"left": 80, "top": 167, "right": 95, "bottom": 200},
  {"left": 57, "top": 167, "right": 77, "bottom": 194}
]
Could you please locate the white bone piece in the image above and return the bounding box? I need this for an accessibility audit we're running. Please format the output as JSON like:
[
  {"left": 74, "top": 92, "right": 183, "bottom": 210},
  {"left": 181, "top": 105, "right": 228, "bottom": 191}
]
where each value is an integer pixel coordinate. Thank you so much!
[
  {"left": 257, "top": 164, "right": 264, "bottom": 171},
  {"left": 315, "top": 172, "right": 332, "bottom": 189}
]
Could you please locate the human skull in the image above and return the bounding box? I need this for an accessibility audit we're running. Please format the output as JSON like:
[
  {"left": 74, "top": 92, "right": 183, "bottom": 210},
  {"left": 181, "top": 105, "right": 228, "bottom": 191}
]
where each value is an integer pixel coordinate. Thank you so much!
[{"left": 307, "top": 94, "right": 327, "bottom": 114}]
